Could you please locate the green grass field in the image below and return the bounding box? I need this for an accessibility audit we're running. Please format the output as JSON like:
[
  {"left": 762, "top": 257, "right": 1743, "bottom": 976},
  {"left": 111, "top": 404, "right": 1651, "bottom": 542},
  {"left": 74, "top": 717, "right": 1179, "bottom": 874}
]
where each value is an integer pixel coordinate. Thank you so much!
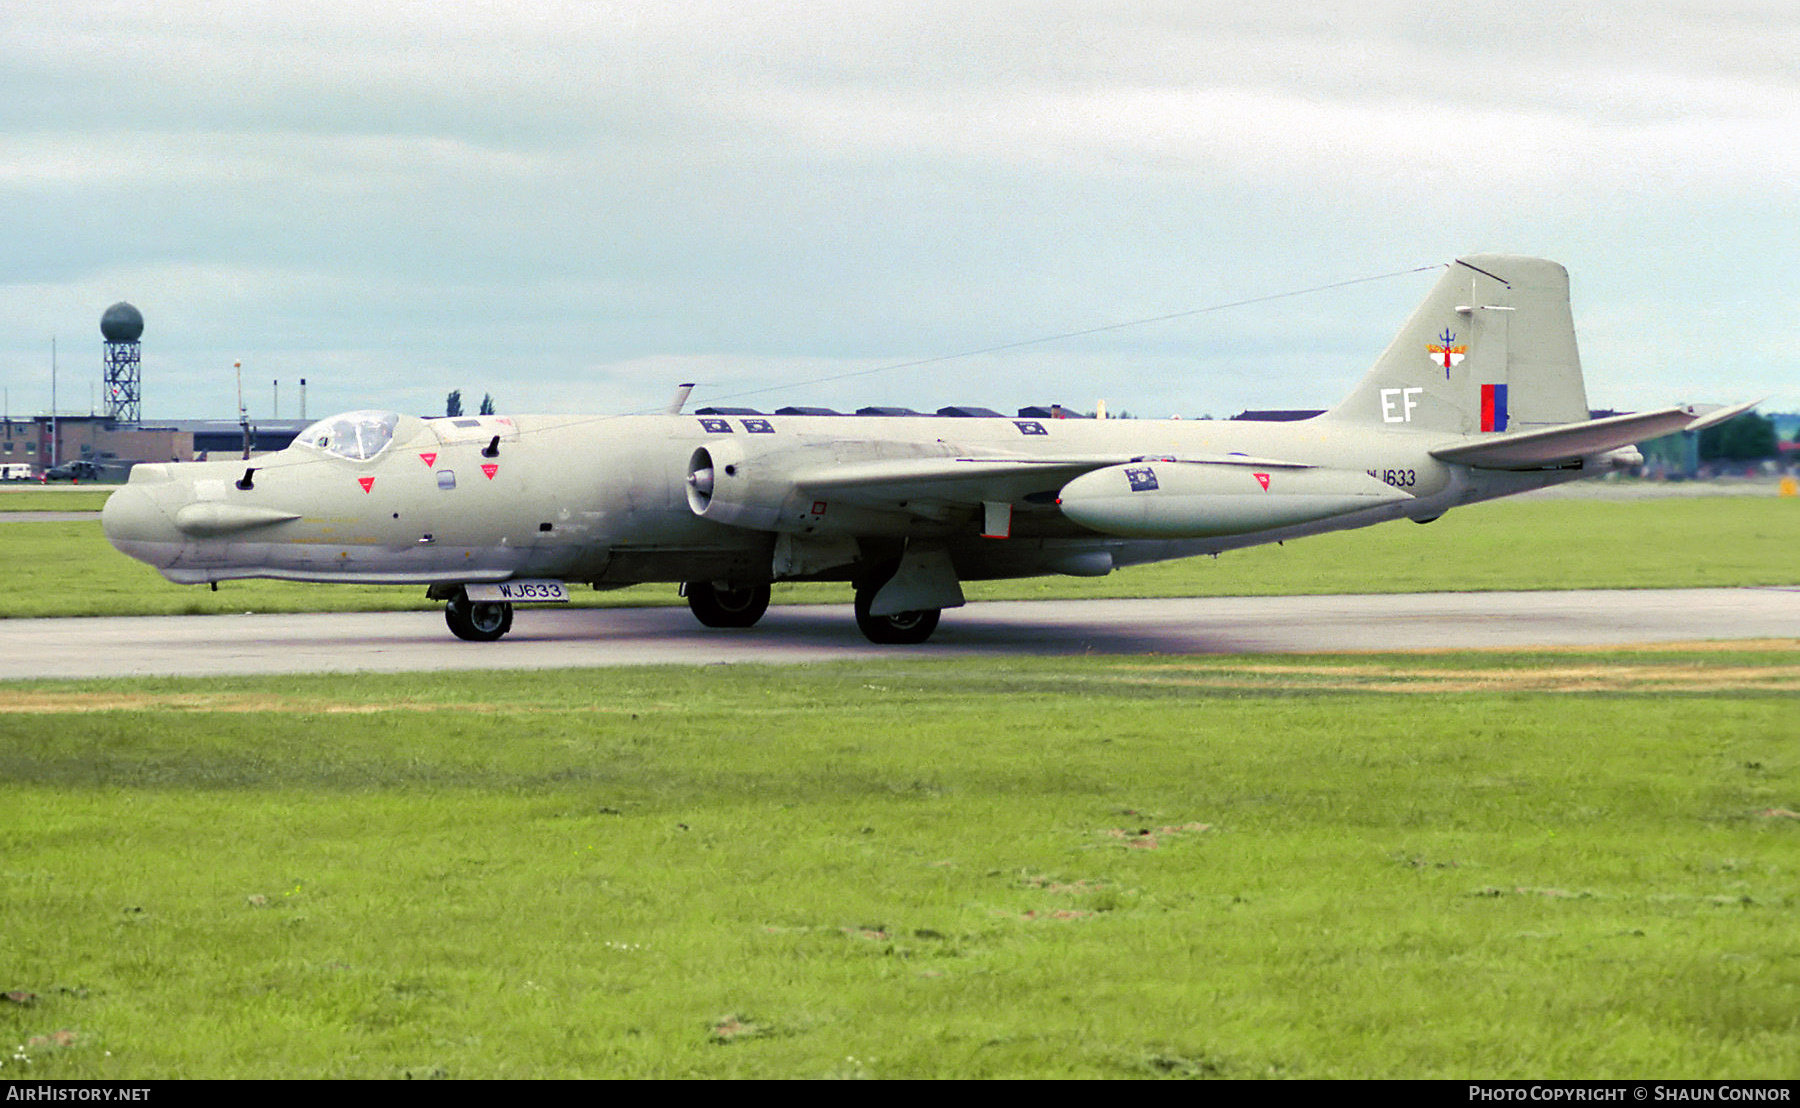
[
  {"left": 2, "top": 495, "right": 1795, "bottom": 618},
  {"left": 0, "top": 488, "right": 113, "bottom": 512},
  {"left": 1, "top": 651, "right": 1795, "bottom": 1078},
  {"left": 3, "top": 491, "right": 1795, "bottom": 1077}
]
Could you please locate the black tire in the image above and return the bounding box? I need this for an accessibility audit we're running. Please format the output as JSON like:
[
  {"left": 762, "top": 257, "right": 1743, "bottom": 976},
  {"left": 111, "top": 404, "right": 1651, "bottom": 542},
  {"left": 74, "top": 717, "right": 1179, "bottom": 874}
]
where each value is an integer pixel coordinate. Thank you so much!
[
  {"left": 445, "top": 593, "right": 514, "bottom": 641},
  {"left": 853, "top": 587, "right": 941, "bottom": 645},
  {"left": 686, "top": 582, "right": 771, "bottom": 628}
]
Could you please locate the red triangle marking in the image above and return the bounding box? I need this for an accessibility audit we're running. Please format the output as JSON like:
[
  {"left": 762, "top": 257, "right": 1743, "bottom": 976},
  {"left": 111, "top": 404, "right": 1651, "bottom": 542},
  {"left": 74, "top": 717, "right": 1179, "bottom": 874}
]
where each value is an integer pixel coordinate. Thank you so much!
[
  {"left": 358, "top": 476, "right": 375, "bottom": 493},
  {"left": 419, "top": 452, "right": 437, "bottom": 467},
  {"left": 481, "top": 464, "right": 498, "bottom": 480},
  {"left": 1253, "top": 473, "right": 1270, "bottom": 491}
]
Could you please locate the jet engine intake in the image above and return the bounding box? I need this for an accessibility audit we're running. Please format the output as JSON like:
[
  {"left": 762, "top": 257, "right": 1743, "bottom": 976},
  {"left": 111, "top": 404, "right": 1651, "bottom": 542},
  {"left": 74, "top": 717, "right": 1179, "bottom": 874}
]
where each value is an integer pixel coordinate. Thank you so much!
[{"left": 685, "top": 442, "right": 787, "bottom": 531}]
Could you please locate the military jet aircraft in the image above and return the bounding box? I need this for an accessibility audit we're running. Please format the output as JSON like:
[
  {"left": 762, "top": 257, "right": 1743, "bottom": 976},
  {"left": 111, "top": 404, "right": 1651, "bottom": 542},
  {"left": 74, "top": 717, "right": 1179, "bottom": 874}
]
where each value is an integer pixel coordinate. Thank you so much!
[{"left": 102, "top": 255, "right": 1752, "bottom": 644}]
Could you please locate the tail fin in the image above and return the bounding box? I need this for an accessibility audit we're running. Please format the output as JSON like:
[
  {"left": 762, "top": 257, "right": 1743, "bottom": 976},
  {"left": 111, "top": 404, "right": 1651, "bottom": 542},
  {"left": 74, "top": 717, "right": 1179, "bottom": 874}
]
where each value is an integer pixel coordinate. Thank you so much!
[{"left": 1323, "top": 254, "right": 1591, "bottom": 434}]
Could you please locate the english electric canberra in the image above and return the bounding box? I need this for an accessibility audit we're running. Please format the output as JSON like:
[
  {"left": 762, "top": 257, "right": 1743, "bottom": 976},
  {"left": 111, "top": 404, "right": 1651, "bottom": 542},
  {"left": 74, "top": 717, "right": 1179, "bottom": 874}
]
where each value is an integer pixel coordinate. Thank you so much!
[{"left": 102, "top": 256, "right": 1751, "bottom": 644}]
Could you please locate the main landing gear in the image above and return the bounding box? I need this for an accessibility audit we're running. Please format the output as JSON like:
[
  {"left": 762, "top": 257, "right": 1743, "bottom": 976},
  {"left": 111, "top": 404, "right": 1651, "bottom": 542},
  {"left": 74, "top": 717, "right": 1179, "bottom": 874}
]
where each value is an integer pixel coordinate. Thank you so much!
[
  {"left": 852, "top": 583, "right": 941, "bottom": 645},
  {"left": 682, "top": 579, "right": 942, "bottom": 644},
  {"left": 684, "top": 581, "right": 771, "bottom": 628},
  {"left": 444, "top": 590, "right": 514, "bottom": 642}
]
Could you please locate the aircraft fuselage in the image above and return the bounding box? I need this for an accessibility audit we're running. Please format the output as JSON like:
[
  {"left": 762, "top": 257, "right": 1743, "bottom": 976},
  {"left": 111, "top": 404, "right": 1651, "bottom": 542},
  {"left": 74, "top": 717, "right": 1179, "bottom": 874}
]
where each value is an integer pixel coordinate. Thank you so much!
[{"left": 102, "top": 407, "right": 1585, "bottom": 591}]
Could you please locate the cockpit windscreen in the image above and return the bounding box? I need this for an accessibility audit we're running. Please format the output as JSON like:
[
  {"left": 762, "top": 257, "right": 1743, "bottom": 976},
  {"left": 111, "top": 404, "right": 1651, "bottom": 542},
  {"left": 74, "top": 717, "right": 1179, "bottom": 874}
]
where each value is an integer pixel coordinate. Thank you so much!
[{"left": 296, "top": 411, "right": 402, "bottom": 461}]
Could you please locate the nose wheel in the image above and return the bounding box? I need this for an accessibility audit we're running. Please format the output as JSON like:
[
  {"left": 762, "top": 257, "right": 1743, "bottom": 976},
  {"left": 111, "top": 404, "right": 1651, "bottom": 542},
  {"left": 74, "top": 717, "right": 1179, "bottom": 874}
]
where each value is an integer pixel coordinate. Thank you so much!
[{"left": 445, "top": 591, "right": 514, "bottom": 641}]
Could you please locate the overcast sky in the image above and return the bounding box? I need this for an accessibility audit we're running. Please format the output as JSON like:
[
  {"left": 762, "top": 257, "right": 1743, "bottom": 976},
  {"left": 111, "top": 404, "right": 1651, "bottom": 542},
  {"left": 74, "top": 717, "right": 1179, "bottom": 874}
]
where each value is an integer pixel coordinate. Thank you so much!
[{"left": 2, "top": 0, "right": 1795, "bottom": 424}]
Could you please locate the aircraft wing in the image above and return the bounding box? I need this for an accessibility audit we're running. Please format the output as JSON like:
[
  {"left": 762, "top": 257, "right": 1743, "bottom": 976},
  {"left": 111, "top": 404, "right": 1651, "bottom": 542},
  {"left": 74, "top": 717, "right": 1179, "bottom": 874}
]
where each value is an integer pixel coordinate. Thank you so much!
[
  {"left": 1429, "top": 401, "right": 1760, "bottom": 470},
  {"left": 786, "top": 451, "right": 1314, "bottom": 508}
]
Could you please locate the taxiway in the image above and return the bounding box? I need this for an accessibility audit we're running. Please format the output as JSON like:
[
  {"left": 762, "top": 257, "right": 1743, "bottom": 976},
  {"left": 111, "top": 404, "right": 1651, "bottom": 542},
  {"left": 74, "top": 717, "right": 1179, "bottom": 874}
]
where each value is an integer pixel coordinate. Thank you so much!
[{"left": 0, "top": 587, "right": 1794, "bottom": 679}]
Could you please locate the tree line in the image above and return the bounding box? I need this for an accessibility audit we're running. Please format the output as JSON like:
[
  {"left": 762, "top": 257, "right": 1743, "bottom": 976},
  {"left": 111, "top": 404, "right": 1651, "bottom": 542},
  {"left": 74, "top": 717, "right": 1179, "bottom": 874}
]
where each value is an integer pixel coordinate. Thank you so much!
[{"left": 445, "top": 391, "right": 495, "bottom": 417}]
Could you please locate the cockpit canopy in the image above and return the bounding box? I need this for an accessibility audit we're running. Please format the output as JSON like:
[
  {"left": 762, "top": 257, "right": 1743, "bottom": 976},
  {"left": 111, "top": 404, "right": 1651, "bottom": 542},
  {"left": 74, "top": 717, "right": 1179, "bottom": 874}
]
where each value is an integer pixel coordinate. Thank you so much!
[{"left": 295, "top": 410, "right": 403, "bottom": 461}]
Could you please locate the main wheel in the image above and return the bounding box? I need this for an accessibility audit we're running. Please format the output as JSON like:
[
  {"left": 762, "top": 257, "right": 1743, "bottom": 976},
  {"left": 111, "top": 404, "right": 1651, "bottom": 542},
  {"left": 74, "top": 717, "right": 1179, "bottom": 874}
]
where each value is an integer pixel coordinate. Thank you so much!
[
  {"left": 445, "top": 593, "right": 514, "bottom": 641},
  {"left": 686, "top": 581, "right": 771, "bottom": 628},
  {"left": 853, "top": 587, "right": 941, "bottom": 645}
]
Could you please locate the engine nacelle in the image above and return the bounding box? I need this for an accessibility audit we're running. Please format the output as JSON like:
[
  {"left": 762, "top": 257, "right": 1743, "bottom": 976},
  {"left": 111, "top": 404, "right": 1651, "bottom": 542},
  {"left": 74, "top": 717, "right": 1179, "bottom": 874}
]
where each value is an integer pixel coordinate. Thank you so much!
[
  {"left": 1057, "top": 461, "right": 1409, "bottom": 539},
  {"left": 686, "top": 441, "right": 790, "bottom": 531},
  {"left": 684, "top": 442, "right": 916, "bottom": 536}
]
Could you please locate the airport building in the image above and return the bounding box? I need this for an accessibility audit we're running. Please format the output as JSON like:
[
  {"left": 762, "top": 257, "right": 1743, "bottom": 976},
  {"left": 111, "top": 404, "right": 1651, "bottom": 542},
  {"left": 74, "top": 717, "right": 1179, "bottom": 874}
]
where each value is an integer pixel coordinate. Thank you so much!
[
  {"left": 21, "top": 414, "right": 310, "bottom": 472},
  {"left": 3, "top": 302, "right": 311, "bottom": 480},
  {"left": 1, "top": 413, "right": 311, "bottom": 480}
]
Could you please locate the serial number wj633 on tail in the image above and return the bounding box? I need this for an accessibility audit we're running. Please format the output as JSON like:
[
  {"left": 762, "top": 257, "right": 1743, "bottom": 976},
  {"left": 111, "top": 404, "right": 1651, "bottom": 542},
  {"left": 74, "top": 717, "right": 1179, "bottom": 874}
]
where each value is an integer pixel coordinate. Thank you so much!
[{"left": 102, "top": 255, "right": 1753, "bottom": 645}]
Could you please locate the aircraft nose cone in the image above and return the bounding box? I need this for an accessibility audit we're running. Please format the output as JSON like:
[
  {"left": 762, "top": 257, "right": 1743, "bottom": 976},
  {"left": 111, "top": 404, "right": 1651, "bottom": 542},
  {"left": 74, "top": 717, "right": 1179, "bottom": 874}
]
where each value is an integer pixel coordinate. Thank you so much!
[{"left": 102, "top": 481, "right": 181, "bottom": 568}]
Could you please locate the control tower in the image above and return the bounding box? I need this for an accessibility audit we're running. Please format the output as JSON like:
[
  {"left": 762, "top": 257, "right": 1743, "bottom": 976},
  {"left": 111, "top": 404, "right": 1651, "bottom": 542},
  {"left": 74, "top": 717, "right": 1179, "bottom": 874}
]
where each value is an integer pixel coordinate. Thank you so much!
[{"left": 101, "top": 302, "right": 143, "bottom": 423}]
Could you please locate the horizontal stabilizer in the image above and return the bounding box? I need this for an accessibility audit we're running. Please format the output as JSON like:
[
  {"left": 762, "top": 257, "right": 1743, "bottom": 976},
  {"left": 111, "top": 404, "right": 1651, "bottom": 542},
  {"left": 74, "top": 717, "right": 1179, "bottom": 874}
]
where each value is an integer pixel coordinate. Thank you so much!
[{"left": 1429, "top": 401, "right": 1759, "bottom": 470}]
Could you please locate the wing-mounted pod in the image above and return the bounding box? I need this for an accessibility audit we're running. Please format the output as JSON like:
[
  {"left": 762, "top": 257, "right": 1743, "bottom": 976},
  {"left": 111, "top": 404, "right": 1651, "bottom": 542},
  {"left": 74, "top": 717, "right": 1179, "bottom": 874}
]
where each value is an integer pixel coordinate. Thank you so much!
[{"left": 1057, "top": 461, "right": 1409, "bottom": 539}]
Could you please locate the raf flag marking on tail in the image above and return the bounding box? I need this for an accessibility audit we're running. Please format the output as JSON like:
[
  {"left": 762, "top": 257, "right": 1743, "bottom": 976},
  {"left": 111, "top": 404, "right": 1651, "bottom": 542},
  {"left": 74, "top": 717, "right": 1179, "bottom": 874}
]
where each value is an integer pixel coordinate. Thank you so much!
[{"left": 1481, "top": 384, "right": 1509, "bottom": 432}]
